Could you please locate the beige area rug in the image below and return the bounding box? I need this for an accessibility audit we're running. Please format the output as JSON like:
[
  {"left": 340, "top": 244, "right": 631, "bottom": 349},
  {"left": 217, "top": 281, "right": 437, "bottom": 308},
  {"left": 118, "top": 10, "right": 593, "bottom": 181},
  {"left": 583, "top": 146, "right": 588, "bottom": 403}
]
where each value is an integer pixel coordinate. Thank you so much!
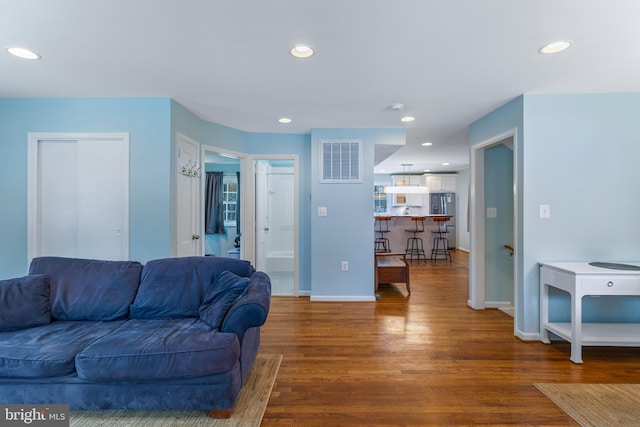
[
  {"left": 535, "top": 383, "right": 640, "bottom": 427},
  {"left": 71, "top": 354, "right": 282, "bottom": 427}
]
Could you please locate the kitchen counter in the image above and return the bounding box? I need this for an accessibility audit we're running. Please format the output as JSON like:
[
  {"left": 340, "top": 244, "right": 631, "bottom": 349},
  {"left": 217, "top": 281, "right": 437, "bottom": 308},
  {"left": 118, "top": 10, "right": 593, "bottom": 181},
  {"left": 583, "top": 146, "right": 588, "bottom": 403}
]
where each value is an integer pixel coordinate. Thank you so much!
[{"left": 375, "top": 215, "right": 456, "bottom": 252}]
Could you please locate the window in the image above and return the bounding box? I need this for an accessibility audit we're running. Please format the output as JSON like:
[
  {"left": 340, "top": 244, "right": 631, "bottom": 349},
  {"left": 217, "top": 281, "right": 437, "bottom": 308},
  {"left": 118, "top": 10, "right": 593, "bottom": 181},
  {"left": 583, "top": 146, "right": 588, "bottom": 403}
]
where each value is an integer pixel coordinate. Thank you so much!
[
  {"left": 223, "top": 175, "right": 238, "bottom": 226},
  {"left": 374, "top": 184, "right": 388, "bottom": 214}
]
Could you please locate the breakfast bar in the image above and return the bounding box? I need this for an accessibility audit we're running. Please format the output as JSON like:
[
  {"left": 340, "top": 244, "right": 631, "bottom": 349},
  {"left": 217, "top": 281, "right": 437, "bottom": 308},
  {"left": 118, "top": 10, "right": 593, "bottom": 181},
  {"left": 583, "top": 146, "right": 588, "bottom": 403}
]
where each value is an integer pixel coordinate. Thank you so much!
[{"left": 374, "top": 215, "right": 455, "bottom": 256}]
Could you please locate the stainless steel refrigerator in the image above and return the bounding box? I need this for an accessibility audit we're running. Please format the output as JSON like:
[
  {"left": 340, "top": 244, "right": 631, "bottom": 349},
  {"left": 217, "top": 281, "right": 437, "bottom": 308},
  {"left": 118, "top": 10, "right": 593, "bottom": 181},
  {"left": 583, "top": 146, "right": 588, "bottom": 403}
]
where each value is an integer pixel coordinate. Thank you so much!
[{"left": 429, "top": 192, "right": 456, "bottom": 248}]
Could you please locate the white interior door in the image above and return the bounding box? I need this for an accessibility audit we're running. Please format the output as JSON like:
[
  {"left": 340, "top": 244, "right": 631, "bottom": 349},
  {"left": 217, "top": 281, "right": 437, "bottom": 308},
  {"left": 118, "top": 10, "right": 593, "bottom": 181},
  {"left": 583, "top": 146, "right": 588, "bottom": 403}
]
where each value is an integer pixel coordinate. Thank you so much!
[
  {"left": 176, "top": 133, "right": 201, "bottom": 257},
  {"left": 28, "top": 133, "right": 129, "bottom": 261}
]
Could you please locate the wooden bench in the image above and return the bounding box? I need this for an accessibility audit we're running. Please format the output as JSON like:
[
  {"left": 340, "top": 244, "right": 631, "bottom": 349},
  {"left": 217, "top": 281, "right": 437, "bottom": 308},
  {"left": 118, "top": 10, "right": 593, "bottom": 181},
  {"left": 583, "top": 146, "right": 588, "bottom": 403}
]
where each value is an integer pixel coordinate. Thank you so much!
[{"left": 375, "top": 252, "right": 410, "bottom": 295}]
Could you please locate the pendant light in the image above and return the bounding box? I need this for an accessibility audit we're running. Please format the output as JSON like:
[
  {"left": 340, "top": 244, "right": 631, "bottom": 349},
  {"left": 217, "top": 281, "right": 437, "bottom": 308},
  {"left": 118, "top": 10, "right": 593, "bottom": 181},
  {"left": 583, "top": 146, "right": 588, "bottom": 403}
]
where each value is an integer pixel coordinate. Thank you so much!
[{"left": 383, "top": 164, "right": 429, "bottom": 194}]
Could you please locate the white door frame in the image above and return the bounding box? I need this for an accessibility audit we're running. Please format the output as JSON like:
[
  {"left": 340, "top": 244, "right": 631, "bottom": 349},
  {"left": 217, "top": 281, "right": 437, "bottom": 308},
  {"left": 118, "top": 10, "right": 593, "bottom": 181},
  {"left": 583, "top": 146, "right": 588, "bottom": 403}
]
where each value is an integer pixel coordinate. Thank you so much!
[
  {"left": 200, "top": 145, "right": 247, "bottom": 258},
  {"left": 245, "top": 154, "right": 299, "bottom": 296},
  {"left": 27, "top": 132, "right": 130, "bottom": 262},
  {"left": 469, "top": 128, "right": 520, "bottom": 335}
]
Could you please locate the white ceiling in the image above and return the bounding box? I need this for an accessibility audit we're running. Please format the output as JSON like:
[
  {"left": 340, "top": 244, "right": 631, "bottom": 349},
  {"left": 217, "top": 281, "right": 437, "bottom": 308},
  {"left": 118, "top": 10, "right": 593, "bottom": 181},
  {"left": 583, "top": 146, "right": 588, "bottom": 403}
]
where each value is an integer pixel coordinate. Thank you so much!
[{"left": 3, "top": 0, "right": 640, "bottom": 174}]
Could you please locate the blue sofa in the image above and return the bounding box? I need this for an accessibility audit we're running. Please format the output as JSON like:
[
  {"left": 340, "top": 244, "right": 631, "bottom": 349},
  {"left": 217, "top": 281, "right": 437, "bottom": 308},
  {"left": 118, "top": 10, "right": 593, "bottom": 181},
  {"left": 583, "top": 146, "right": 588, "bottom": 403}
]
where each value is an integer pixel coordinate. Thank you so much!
[{"left": 0, "top": 256, "right": 271, "bottom": 412}]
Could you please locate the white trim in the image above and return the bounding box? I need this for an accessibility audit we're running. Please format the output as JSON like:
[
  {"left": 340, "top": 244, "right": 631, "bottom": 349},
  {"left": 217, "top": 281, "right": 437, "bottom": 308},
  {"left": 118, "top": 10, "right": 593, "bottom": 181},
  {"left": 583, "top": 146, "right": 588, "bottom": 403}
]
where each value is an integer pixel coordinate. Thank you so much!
[
  {"left": 27, "top": 132, "right": 130, "bottom": 263},
  {"left": 469, "top": 128, "right": 520, "bottom": 340},
  {"left": 310, "top": 295, "right": 377, "bottom": 302},
  {"left": 515, "top": 331, "right": 540, "bottom": 342}
]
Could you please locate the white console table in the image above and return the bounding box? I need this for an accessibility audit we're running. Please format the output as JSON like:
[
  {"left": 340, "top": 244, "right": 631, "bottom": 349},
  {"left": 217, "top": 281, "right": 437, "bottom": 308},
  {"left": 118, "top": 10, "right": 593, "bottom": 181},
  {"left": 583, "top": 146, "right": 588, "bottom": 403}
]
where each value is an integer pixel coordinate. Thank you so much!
[{"left": 539, "top": 261, "right": 640, "bottom": 363}]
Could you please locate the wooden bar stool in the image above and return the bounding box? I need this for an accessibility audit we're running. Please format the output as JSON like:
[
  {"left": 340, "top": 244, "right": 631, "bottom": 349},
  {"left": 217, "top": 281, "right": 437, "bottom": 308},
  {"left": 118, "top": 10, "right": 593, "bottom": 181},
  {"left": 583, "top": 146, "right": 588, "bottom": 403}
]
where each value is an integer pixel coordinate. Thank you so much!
[
  {"left": 431, "top": 216, "right": 452, "bottom": 262},
  {"left": 374, "top": 216, "right": 392, "bottom": 252},
  {"left": 405, "top": 216, "right": 427, "bottom": 262}
]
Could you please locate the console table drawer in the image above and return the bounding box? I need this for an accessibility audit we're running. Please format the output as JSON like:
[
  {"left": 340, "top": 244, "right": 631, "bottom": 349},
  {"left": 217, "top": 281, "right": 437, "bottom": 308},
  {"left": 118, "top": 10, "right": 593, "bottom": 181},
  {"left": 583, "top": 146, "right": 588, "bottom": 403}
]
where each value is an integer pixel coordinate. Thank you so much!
[{"left": 581, "top": 276, "right": 639, "bottom": 292}]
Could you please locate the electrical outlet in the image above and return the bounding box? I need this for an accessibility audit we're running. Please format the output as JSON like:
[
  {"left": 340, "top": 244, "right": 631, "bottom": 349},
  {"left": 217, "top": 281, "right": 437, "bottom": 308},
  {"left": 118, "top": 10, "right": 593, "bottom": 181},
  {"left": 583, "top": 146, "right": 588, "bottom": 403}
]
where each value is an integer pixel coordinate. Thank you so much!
[
  {"left": 318, "top": 207, "right": 327, "bottom": 217},
  {"left": 341, "top": 261, "right": 349, "bottom": 271},
  {"left": 487, "top": 207, "right": 497, "bottom": 218}
]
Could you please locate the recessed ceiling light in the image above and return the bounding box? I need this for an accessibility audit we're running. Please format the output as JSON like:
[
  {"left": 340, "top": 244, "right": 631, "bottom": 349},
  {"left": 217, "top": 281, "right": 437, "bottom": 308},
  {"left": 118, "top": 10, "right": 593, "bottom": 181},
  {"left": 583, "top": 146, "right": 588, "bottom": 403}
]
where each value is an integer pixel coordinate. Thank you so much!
[
  {"left": 421, "top": 142, "right": 433, "bottom": 146},
  {"left": 278, "top": 117, "right": 292, "bottom": 124},
  {"left": 424, "top": 169, "right": 431, "bottom": 172},
  {"left": 538, "top": 40, "right": 572, "bottom": 54},
  {"left": 290, "top": 44, "right": 314, "bottom": 58},
  {"left": 6, "top": 46, "right": 40, "bottom": 60},
  {"left": 442, "top": 162, "right": 450, "bottom": 166},
  {"left": 400, "top": 116, "right": 415, "bottom": 123},
  {"left": 388, "top": 103, "right": 405, "bottom": 111}
]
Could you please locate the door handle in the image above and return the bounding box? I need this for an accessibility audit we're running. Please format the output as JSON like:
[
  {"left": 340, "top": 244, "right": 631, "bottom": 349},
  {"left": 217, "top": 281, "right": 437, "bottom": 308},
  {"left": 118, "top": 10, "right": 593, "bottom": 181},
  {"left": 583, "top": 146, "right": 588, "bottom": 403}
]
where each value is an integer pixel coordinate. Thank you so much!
[{"left": 192, "top": 234, "right": 200, "bottom": 240}]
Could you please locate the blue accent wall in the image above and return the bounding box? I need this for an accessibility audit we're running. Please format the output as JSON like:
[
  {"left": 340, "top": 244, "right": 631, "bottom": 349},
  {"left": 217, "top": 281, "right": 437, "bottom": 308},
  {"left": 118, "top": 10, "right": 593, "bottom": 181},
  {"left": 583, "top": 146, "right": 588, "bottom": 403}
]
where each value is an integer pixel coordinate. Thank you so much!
[
  {"left": 471, "top": 93, "right": 640, "bottom": 333},
  {"left": 310, "top": 128, "right": 406, "bottom": 300},
  {"left": 0, "top": 96, "right": 404, "bottom": 301},
  {"left": 0, "top": 98, "right": 171, "bottom": 278},
  {"left": 484, "top": 143, "right": 514, "bottom": 304}
]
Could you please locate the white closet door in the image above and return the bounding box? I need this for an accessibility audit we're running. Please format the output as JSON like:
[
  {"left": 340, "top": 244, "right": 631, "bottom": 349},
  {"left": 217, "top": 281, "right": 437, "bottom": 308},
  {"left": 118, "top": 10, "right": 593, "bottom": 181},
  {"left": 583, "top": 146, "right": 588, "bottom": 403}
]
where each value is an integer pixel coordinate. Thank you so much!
[
  {"left": 38, "top": 141, "right": 78, "bottom": 257},
  {"left": 30, "top": 133, "right": 129, "bottom": 261}
]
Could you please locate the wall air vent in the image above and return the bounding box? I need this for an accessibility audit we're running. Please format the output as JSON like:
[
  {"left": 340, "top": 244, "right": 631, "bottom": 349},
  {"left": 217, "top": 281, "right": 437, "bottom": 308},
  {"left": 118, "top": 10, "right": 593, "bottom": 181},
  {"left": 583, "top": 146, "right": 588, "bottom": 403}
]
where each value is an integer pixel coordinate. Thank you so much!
[{"left": 319, "top": 139, "right": 363, "bottom": 183}]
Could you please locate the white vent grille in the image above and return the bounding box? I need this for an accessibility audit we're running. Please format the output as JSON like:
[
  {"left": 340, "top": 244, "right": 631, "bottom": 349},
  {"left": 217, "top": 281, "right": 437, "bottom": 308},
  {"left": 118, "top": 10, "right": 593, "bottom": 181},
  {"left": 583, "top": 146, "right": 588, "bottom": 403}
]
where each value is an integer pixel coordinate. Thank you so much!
[{"left": 320, "top": 139, "right": 362, "bottom": 183}]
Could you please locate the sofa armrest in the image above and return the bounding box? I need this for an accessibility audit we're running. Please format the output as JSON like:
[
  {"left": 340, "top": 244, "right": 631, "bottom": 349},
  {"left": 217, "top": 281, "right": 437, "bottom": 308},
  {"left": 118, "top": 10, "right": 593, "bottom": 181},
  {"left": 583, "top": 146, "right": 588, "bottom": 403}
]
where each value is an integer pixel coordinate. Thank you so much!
[{"left": 220, "top": 271, "right": 271, "bottom": 342}]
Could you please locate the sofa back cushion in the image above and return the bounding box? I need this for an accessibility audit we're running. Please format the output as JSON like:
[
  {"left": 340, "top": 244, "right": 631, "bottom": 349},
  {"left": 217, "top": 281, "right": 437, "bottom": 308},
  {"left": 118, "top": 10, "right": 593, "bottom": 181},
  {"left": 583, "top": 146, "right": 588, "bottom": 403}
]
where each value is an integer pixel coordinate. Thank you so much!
[
  {"left": 0, "top": 275, "right": 51, "bottom": 331},
  {"left": 199, "top": 271, "right": 250, "bottom": 330},
  {"left": 130, "top": 256, "right": 255, "bottom": 319},
  {"left": 28, "top": 257, "right": 143, "bottom": 321}
]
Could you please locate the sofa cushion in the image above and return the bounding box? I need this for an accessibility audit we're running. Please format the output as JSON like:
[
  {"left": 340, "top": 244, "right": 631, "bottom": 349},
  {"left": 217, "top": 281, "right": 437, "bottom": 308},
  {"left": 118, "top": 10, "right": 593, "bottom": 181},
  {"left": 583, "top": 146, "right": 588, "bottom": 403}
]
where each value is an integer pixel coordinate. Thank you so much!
[
  {"left": 28, "top": 257, "right": 143, "bottom": 321},
  {"left": 199, "top": 271, "right": 250, "bottom": 330},
  {"left": 0, "top": 275, "right": 51, "bottom": 331},
  {"left": 75, "top": 318, "right": 240, "bottom": 381},
  {"left": 130, "top": 256, "right": 255, "bottom": 319},
  {"left": 0, "top": 320, "right": 125, "bottom": 378}
]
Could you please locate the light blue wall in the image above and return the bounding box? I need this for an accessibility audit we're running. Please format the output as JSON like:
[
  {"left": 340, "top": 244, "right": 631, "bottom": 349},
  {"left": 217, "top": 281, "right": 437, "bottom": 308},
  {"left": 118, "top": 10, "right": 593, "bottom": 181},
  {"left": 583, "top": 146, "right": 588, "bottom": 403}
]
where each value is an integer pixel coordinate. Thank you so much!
[
  {"left": 247, "top": 133, "right": 312, "bottom": 293},
  {"left": 484, "top": 143, "right": 514, "bottom": 305},
  {"left": 471, "top": 93, "right": 640, "bottom": 333},
  {"left": 524, "top": 94, "right": 640, "bottom": 325},
  {"left": 0, "top": 98, "right": 171, "bottom": 278},
  {"left": 170, "top": 101, "right": 249, "bottom": 153},
  {"left": 310, "top": 128, "right": 406, "bottom": 299}
]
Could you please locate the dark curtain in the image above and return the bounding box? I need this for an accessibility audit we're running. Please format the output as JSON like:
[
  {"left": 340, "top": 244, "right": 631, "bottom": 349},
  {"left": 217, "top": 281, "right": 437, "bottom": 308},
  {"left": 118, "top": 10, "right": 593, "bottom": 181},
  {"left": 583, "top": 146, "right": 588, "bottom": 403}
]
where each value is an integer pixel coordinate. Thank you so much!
[
  {"left": 205, "top": 172, "right": 225, "bottom": 234},
  {"left": 236, "top": 171, "right": 241, "bottom": 235}
]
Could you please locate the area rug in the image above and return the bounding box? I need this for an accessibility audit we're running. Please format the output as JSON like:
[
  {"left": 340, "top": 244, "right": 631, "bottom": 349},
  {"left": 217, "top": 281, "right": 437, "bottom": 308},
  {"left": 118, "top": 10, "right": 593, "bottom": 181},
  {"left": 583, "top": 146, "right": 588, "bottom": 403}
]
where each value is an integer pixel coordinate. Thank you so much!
[
  {"left": 534, "top": 383, "right": 640, "bottom": 427},
  {"left": 70, "top": 354, "right": 282, "bottom": 427}
]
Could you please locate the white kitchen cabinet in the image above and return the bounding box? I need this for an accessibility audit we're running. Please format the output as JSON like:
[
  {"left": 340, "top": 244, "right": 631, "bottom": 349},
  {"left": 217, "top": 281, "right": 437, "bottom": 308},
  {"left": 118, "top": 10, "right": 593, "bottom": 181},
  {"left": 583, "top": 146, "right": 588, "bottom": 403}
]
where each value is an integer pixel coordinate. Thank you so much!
[
  {"left": 425, "top": 174, "right": 456, "bottom": 192},
  {"left": 391, "top": 175, "right": 425, "bottom": 206}
]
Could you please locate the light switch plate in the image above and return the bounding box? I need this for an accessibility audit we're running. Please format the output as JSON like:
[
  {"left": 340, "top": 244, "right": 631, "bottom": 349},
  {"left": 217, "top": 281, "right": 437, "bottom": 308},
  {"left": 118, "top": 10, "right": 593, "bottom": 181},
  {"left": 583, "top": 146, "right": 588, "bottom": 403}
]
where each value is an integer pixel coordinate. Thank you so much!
[
  {"left": 540, "top": 204, "right": 551, "bottom": 219},
  {"left": 487, "top": 207, "right": 497, "bottom": 218},
  {"left": 318, "top": 207, "right": 327, "bottom": 217}
]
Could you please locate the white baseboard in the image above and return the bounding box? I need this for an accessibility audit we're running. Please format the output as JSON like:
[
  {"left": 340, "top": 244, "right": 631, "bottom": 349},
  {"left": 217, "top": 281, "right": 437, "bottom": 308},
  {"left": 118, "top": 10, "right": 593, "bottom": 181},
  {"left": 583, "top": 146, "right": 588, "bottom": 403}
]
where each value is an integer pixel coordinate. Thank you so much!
[
  {"left": 516, "top": 329, "right": 540, "bottom": 341},
  {"left": 310, "top": 295, "right": 377, "bottom": 302},
  {"left": 456, "top": 247, "right": 470, "bottom": 253}
]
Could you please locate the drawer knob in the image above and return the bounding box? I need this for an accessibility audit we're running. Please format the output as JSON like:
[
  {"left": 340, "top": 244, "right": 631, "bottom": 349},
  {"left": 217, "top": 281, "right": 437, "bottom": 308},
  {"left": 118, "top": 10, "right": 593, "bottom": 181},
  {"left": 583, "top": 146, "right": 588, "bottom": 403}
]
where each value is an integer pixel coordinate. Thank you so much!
[{"left": 607, "top": 281, "right": 614, "bottom": 287}]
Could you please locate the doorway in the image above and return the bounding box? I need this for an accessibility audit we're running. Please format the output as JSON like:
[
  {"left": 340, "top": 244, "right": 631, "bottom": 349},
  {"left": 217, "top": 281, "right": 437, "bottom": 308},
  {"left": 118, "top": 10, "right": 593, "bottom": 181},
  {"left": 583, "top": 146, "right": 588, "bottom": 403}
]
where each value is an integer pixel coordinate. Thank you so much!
[
  {"left": 251, "top": 157, "right": 298, "bottom": 296},
  {"left": 27, "top": 133, "right": 130, "bottom": 262},
  {"left": 469, "top": 129, "right": 520, "bottom": 335},
  {"left": 201, "top": 146, "right": 245, "bottom": 259}
]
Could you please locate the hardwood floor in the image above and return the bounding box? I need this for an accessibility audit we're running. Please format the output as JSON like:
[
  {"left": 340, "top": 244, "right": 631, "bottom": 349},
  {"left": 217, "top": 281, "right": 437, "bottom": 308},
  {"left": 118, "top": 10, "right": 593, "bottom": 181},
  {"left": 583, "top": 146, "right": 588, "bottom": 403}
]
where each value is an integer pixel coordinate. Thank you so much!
[{"left": 259, "top": 250, "right": 640, "bottom": 426}]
